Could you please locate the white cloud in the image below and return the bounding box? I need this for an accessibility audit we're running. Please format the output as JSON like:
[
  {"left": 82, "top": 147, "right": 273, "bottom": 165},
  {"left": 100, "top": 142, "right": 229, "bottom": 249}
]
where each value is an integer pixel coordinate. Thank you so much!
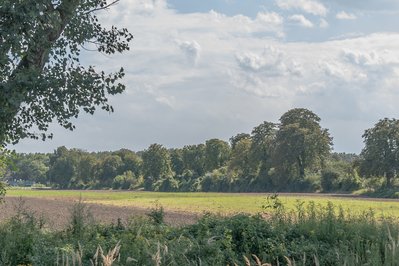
[
  {"left": 235, "top": 46, "right": 302, "bottom": 76},
  {"left": 276, "top": 0, "right": 328, "bottom": 16},
  {"left": 12, "top": 1, "right": 399, "bottom": 155},
  {"left": 233, "top": 46, "right": 303, "bottom": 98},
  {"left": 319, "top": 0, "right": 399, "bottom": 11},
  {"left": 321, "top": 60, "right": 367, "bottom": 83},
  {"left": 256, "top": 12, "right": 284, "bottom": 26},
  {"left": 336, "top": 11, "right": 357, "bottom": 20},
  {"left": 319, "top": 18, "right": 329, "bottom": 28},
  {"left": 342, "top": 50, "right": 386, "bottom": 66},
  {"left": 118, "top": 0, "right": 169, "bottom": 15},
  {"left": 289, "top": 14, "right": 314, "bottom": 28},
  {"left": 176, "top": 40, "right": 202, "bottom": 65}
]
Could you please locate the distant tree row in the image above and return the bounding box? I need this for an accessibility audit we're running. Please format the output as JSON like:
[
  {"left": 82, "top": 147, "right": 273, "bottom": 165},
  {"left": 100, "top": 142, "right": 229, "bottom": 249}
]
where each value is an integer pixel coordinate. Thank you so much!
[{"left": 3, "top": 108, "right": 399, "bottom": 194}]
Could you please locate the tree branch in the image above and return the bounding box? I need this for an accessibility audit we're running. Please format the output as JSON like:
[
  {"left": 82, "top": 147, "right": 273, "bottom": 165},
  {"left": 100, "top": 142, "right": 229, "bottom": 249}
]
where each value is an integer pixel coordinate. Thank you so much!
[{"left": 85, "top": 0, "right": 120, "bottom": 15}]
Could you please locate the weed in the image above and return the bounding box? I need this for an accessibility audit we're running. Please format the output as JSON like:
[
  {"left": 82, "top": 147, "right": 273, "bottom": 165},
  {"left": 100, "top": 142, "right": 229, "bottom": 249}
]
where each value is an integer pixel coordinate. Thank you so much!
[{"left": 147, "top": 201, "right": 165, "bottom": 225}]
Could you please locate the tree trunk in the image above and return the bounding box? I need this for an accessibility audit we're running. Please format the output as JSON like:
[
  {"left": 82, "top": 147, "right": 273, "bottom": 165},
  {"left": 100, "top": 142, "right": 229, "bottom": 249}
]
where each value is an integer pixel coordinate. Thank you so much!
[
  {"left": 386, "top": 171, "right": 394, "bottom": 188},
  {"left": 297, "top": 156, "right": 305, "bottom": 180}
]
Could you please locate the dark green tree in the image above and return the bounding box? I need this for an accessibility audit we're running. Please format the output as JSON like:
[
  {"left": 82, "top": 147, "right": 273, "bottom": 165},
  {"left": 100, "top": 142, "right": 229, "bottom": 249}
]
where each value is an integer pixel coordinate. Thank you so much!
[
  {"left": 9, "top": 153, "right": 49, "bottom": 184},
  {"left": 142, "top": 144, "right": 172, "bottom": 190},
  {"left": 249, "top": 121, "right": 277, "bottom": 176},
  {"left": 274, "top": 108, "right": 332, "bottom": 181},
  {"left": 75, "top": 153, "right": 97, "bottom": 186},
  {"left": 170, "top": 148, "right": 184, "bottom": 176},
  {"left": 48, "top": 146, "right": 76, "bottom": 188},
  {"left": 360, "top": 118, "right": 399, "bottom": 187},
  {"left": 182, "top": 144, "right": 206, "bottom": 177},
  {"left": 204, "top": 139, "right": 231, "bottom": 172},
  {"left": 228, "top": 138, "right": 252, "bottom": 178},
  {"left": 0, "top": 0, "right": 133, "bottom": 146},
  {"left": 98, "top": 154, "right": 123, "bottom": 186},
  {"left": 229, "top": 133, "right": 250, "bottom": 150},
  {"left": 114, "top": 149, "right": 142, "bottom": 177}
]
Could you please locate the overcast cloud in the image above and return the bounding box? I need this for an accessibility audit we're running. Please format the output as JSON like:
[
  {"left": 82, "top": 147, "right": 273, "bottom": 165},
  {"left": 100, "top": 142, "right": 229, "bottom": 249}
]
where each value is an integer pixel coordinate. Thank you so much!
[{"left": 13, "top": 0, "right": 399, "bottom": 154}]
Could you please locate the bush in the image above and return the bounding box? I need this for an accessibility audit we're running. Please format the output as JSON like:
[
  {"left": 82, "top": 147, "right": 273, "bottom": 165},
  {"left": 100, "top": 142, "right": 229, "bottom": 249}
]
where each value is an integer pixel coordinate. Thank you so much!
[
  {"left": 112, "top": 171, "right": 136, "bottom": 190},
  {"left": 147, "top": 202, "right": 165, "bottom": 225},
  {"left": 153, "top": 176, "right": 180, "bottom": 192},
  {"left": 68, "top": 198, "right": 94, "bottom": 238},
  {"left": 321, "top": 170, "right": 340, "bottom": 192},
  {"left": 200, "top": 168, "right": 231, "bottom": 192},
  {"left": 1, "top": 198, "right": 399, "bottom": 265},
  {"left": 0, "top": 199, "right": 45, "bottom": 265}
]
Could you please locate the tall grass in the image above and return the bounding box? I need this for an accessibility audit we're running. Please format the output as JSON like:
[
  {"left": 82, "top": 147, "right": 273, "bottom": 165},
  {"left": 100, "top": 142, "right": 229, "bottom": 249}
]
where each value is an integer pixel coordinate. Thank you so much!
[{"left": 1, "top": 197, "right": 399, "bottom": 265}]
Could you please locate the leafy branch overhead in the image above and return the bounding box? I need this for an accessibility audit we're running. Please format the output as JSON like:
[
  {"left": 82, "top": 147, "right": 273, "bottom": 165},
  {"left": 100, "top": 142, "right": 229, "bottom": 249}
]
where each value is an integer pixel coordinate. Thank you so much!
[{"left": 0, "top": 0, "right": 133, "bottom": 146}]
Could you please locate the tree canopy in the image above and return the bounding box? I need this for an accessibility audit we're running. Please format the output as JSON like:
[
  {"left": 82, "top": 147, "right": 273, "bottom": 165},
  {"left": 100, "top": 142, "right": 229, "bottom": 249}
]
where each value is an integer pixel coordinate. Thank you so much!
[
  {"left": 142, "top": 144, "right": 172, "bottom": 187},
  {"left": 7, "top": 108, "right": 380, "bottom": 193},
  {"left": 360, "top": 118, "right": 399, "bottom": 187},
  {"left": 274, "top": 108, "right": 332, "bottom": 181},
  {"left": 0, "top": 0, "right": 133, "bottom": 147}
]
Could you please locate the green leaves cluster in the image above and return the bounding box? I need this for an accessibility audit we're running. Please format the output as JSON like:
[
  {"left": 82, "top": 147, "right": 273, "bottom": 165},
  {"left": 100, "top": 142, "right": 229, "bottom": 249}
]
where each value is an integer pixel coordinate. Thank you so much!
[
  {"left": 360, "top": 118, "right": 399, "bottom": 187},
  {"left": 274, "top": 108, "right": 332, "bottom": 181},
  {"left": 0, "top": 0, "right": 133, "bottom": 146},
  {"left": 4, "top": 108, "right": 338, "bottom": 192}
]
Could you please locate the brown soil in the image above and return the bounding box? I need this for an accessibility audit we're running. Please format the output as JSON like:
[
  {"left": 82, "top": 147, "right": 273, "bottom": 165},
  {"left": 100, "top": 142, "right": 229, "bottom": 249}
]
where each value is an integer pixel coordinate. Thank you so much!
[{"left": 0, "top": 197, "right": 200, "bottom": 230}]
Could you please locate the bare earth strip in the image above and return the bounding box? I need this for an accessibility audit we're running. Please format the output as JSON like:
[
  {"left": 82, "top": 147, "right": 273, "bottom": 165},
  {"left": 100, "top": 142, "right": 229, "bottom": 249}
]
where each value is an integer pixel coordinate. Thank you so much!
[{"left": 0, "top": 197, "right": 200, "bottom": 230}]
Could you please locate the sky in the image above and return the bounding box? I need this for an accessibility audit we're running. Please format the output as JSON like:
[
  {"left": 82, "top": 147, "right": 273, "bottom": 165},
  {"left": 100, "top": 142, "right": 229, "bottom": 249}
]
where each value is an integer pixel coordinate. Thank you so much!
[{"left": 14, "top": 0, "right": 399, "bottom": 154}]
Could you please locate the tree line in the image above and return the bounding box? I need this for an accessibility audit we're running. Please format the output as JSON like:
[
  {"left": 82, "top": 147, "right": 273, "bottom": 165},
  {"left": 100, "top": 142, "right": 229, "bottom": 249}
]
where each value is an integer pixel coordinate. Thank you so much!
[{"left": 3, "top": 108, "right": 399, "bottom": 194}]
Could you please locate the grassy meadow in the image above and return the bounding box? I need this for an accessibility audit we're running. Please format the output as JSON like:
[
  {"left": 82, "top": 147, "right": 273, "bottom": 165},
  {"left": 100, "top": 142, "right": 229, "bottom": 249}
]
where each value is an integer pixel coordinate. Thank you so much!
[
  {"left": 6, "top": 188, "right": 399, "bottom": 217},
  {"left": 4, "top": 189, "right": 399, "bottom": 265}
]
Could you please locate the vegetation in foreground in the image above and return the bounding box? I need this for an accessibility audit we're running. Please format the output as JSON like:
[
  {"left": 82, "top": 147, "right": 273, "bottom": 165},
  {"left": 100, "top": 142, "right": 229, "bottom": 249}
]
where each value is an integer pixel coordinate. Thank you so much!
[{"left": 2, "top": 198, "right": 399, "bottom": 266}]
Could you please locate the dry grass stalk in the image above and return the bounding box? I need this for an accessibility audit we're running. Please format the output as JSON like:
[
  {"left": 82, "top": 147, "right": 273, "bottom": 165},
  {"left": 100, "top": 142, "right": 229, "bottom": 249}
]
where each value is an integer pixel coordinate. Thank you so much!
[
  {"left": 90, "top": 241, "right": 121, "bottom": 266},
  {"left": 240, "top": 255, "right": 271, "bottom": 266},
  {"left": 56, "top": 243, "right": 83, "bottom": 266}
]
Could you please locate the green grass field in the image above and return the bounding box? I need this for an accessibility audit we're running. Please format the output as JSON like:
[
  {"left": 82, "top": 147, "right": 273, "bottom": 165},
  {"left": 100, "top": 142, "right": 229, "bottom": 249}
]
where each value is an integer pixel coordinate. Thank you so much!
[{"left": 6, "top": 188, "right": 399, "bottom": 217}]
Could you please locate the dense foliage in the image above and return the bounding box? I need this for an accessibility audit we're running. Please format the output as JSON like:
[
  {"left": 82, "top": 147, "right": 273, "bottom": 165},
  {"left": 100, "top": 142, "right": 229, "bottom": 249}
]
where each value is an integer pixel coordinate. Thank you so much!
[
  {"left": 1, "top": 108, "right": 361, "bottom": 193},
  {"left": 0, "top": 0, "right": 133, "bottom": 147},
  {"left": 3, "top": 109, "right": 399, "bottom": 194},
  {"left": 360, "top": 118, "right": 399, "bottom": 188},
  {"left": 1, "top": 199, "right": 399, "bottom": 265}
]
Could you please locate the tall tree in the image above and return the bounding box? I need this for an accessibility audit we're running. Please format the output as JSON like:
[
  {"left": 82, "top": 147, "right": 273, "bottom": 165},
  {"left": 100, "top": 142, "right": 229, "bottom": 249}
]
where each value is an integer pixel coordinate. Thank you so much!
[
  {"left": 249, "top": 122, "right": 277, "bottom": 176},
  {"left": 0, "top": 0, "right": 133, "bottom": 146},
  {"left": 142, "top": 144, "right": 172, "bottom": 188},
  {"left": 274, "top": 108, "right": 332, "bottom": 181},
  {"left": 170, "top": 148, "right": 184, "bottom": 176},
  {"left": 48, "top": 146, "right": 76, "bottom": 188},
  {"left": 75, "top": 153, "right": 97, "bottom": 186},
  {"left": 204, "top": 139, "right": 231, "bottom": 172},
  {"left": 360, "top": 118, "right": 399, "bottom": 187},
  {"left": 230, "top": 133, "right": 250, "bottom": 150},
  {"left": 9, "top": 153, "right": 49, "bottom": 183},
  {"left": 182, "top": 144, "right": 206, "bottom": 177},
  {"left": 114, "top": 149, "right": 142, "bottom": 177},
  {"left": 228, "top": 138, "right": 252, "bottom": 178},
  {"left": 98, "top": 154, "right": 123, "bottom": 186}
]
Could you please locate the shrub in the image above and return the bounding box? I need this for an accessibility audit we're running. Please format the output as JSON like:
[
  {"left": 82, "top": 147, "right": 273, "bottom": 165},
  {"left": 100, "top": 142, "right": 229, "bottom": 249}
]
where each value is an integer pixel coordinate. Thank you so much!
[
  {"left": 68, "top": 198, "right": 94, "bottom": 238},
  {"left": 147, "top": 202, "right": 165, "bottom": 225},
  {"left": 153, "top": 176, "right": 180, "bottom": 192},
  {"left": 0, "top": 199, "right": 45, "bottom": 265},
  {"left": 321, "top": 170, "right": 340, "bottom": 192},
  {"left": 112, "top": 171, "right": 136, "bottom": 190},
  {"left": 1, "top": 197, "right": 399, "bottom": 265}
]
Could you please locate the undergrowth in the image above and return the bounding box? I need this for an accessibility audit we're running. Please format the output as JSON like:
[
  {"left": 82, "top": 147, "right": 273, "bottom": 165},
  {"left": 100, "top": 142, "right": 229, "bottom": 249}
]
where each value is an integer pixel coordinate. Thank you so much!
[{"left": 1, "top": 196, "right": 399, "bottom": 265}]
